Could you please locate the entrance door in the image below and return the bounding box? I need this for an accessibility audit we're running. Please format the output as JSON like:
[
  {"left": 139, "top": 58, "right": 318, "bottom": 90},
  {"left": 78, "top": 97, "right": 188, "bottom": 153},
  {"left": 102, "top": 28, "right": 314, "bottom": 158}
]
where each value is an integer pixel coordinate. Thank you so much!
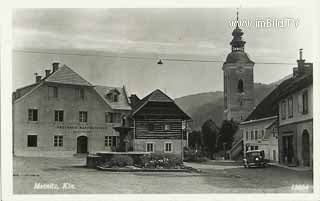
[
  {"left": 77, "top": 136, "right": 88, "bottom": 153},
  {"left": 287, "top": 136, "right": 294, "bottom": 163},
  {"left": 302, "top": 130, "right": 310, "bottom": 166},
  {"left": 282, "top": 135, "right": 294, "bottom": 164},
  {"left": 273, "top": 150, "right": 276, "bottom": 161}
]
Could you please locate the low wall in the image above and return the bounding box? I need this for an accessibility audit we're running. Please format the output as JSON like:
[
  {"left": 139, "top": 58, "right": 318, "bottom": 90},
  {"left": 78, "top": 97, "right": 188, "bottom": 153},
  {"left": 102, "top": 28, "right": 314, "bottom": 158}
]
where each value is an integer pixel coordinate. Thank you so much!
[
  {"left": 87, "top": 152, "right": 151, "bottom": 168},
  {"left": 14, "top": 150, "right": 75, "bottom": 157}
]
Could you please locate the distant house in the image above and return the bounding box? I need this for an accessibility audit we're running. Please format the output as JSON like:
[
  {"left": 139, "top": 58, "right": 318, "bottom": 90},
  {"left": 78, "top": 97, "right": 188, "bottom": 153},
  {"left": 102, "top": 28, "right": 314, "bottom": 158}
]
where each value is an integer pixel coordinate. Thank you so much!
[
  {"left": 12, "top": 63, "right": 131, "bottom": 156},
  {"left": 277, "top": 50, "right": 313, "bottom": 167},
  {"left": 231, "top": 49, "right": 313, "bottom": 166},
  {"left": 129, "top": 89, "right": 191, "bottom": 158},
  {"left": 240, "top": 116, "right": 278, "bottom": 162}
]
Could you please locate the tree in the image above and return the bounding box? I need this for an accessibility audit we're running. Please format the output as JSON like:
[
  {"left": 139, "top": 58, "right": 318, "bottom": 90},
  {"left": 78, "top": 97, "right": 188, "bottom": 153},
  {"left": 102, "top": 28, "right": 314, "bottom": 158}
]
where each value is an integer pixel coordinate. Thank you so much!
[
  {"left": 188, "top": 130, "right": 202, "bottom": 149},
  {"left": 217, "top": 120, "right": 238, "bottom": 150},
  {"left": 201, "top": 119, "right": 219, "bottom": 158}
]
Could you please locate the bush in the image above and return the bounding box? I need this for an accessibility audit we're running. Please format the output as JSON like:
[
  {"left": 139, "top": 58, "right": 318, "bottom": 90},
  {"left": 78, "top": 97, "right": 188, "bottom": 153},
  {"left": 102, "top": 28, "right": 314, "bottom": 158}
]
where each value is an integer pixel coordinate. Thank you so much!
[
  {"left": 184, "top": 147, "right": 208, "bottom": 162},
  {"left": 102, "top": 155, "right": 134, "bottom": 167},
  {"left": 140, "top": 153, "right": 182, "bottom": 169}
]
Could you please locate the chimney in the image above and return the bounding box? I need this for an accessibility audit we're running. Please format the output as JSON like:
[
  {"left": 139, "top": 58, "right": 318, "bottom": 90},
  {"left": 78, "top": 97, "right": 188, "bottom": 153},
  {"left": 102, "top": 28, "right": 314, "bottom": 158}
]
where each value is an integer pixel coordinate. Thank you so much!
[
  {"left": 297, "top": 48, "right": 305, "bottom": 74},
  {"left": 300, "top": 49, "right": 304, "bottom": 59},
  {"left": 293, "top": 67, "right": 298, "bottom": 77},
  {"left": 129, "top": 94, "right": 140, "bottom": 107},
  {"left": 52, "top": 62, "right": 59, "bottom": 72},
  {"left": 36, "top": 75, "right": 42, "bottom": 83},
  {"left": 45, "top": 69, "right": 51, "bottom": 77}
]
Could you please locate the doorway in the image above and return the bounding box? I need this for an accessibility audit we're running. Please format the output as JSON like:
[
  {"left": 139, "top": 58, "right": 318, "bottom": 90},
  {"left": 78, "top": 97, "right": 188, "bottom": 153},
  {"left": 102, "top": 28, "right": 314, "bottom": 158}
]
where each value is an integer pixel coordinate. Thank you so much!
[
  {"left": 77, "top": 136, "right": 88, "bottom": 153},
  {"left": 282, "top": 135, "right": 294, "bottom": 164},
  {"left": 302, "top": 130, "right": 310, "bottom": 167}
]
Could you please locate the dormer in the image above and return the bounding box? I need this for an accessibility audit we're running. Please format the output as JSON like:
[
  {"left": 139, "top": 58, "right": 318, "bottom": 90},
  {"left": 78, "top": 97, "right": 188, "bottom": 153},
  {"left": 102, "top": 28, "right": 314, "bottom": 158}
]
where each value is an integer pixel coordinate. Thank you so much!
[{"left": 105, "top": 88, "right": 120, "bottom": 102}]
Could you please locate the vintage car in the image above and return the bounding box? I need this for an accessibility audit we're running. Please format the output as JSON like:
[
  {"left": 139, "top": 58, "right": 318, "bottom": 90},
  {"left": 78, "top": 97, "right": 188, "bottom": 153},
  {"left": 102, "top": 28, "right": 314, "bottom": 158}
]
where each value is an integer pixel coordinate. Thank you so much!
[{"left": 243, "top": 150, "right": 266, "bottom": 168}]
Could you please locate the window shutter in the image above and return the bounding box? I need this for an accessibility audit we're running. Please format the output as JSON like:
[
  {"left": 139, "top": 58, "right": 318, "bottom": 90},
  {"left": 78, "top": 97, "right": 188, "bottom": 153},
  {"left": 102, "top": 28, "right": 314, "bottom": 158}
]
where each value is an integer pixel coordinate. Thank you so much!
[
  {"left": 112, "top": 136, "right": 117, "bottom": 146},
  {"left": 298, "top": 94, "right": 303, "bottom": 113},
  {"left": 107, "top": 112, "right": 111, "bottom": 123}
]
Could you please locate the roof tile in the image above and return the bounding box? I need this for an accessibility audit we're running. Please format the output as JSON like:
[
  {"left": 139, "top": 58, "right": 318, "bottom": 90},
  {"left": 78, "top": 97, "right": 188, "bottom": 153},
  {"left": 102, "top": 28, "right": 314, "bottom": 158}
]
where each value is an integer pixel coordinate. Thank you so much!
[
  {"left": 45, "top": 64, "right": 92, "bottom": 86},
  {"left": 94, "top": 85, "right": 131, "bottom": 110}
]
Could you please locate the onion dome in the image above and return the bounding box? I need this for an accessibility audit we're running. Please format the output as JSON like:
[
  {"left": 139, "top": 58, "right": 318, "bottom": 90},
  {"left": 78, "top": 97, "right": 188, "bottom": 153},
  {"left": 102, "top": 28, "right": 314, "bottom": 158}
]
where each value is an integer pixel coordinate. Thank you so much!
[{"left": 225, "top": 11, "right": 254, "bottom": 64}]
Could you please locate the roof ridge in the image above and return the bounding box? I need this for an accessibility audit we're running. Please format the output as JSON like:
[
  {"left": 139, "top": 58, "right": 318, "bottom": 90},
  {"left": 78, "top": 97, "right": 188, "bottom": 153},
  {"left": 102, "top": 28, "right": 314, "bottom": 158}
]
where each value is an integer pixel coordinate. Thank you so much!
[
  {"left": 149, "top": 89, "right": 174, "bottom": 102},
  {"left": 131, "top": 89, "right": 191, "bottom": 119},
  {"left": 45, "top": 64, "right": 93, "bottom": 86},
  {"left": 95, "top": 84, "right": 121, "bottom": 87}
]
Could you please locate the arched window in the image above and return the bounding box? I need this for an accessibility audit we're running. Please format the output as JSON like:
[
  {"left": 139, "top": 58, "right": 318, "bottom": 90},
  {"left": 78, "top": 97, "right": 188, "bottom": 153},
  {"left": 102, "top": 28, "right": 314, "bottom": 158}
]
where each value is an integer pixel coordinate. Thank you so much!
[{"left": 237, "top": 79, "right": 244, "bottom": 93}]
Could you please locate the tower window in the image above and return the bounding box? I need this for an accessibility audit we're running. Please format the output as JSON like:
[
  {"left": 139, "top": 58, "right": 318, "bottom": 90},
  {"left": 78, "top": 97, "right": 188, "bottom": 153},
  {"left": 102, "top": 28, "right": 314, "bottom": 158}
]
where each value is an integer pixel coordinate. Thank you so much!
[{"left": 237, "top": 79, "right": 244, "bottom": 93}]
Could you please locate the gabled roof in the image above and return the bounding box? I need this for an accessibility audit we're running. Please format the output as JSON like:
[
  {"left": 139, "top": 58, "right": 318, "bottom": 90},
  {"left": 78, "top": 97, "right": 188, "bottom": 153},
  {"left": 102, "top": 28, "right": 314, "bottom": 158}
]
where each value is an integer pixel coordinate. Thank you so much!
[
  {"left": 45, "top": 64, "right": 92, "bottom": 86},
  {"left": 13, "top": 64, "right": 93, "bottom": 102},
  {"left": 245, "top": 68, "right": 313, "bottom": 121},
  {"left": 240, "top": 116, "right": 277, "bottom": 126},
  {"left": 131, "top": 89, "right": 191, "bottom": 119},
  {"left": 12, "top": 83, "right": 39, "bottom": 101},
  {"left": 106, "top": 88, "right": 121, "bottom": 95},
  {"left": 131, "top": 89, "right": 174, "bottom": 112},
  {"left": 94, "top": 85, "right": 131, "bottom": 110}
]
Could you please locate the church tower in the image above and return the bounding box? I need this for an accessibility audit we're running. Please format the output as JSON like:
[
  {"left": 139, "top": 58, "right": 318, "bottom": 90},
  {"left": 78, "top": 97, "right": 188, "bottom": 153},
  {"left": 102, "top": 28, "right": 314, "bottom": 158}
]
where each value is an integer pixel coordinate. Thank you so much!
[{"left": 222, "top": 11, "right": 254, "bottom": 122}]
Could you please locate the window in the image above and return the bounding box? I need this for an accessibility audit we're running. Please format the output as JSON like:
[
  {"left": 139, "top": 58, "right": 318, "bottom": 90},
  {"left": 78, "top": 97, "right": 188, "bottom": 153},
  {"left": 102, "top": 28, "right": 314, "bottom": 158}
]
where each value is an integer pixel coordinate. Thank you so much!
[
  {"left": 104, "top": 136, "right": 117, "bottom": 147},
  {"left": 75, "top": 88, "right": 85, "bottom": 100},
  {"left": 281, "top": 100, "right": 286, "bottom": 120},
  {"left": 148, "top": 123, "right": 154, "bottom": 131},
  {"left": 251, "top": 131, "right": 254, "bottom": 140},
  {"left": 261, "top": 130, "right": 264, "bottom": 139},
  {"left": 164, "top": 143, "right": 173, "bottom": 153},
  {"left": 106, "top": 90, "right": 120, "bottom": 102},
  {"left": 164, "top": 124, "right": 171, "bottom": 131},
  {"left": 79, "top": 111, "right": 88, "bottom": 122},
  {"left": 255, "top": 146, "right": 259, "bottom": 150},
  {"left": 254, "top": 131, "right": 258, "bottom": 140},
  {"left": 245, "top": 131, "right": 249, "bottom": 140},
  {"left": 288, "top": 97, "right": 293, "bottom": 118},
  {"left": 105, "top": 112, "right": 121, "bottom": 123},
  {"left": 28, "top": 109, "right": 38, "bottom": 121},
  {"left": 54, "top": 110, "right": 64, "bottom": 122},
  {"left": 27, "top": 135, "right": 37, "bottom": 147},
  {"left": 250, "top": 146, "right": 254, "bottom": 150},
  {"left": 272, "top": 127, "right": 277, "bottom": 138},
  {"left": 302, "top": 90, "right": 308, "bottom": 114},
  {"left": 54, "top": 135, "right": 63, "bottom": 147},
  {"left": 237, "top": 79, "right": 244, "bottom": 93},
  {"left": 48, "top": 86, "right": 58, "bottom": 98},
  {"left": 146, "top": 143, "right": 154, "bottom": 152},
  {"left": 111, "top": 94, "right": 119, "bottom": 102}
]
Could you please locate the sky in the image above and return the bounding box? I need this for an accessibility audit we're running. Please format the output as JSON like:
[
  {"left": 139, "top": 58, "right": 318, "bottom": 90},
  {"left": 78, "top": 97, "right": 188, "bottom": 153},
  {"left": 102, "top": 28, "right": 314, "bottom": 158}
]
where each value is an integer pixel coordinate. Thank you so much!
[{"left": 12, "top": 8, "right": 315, "bottom": 99}]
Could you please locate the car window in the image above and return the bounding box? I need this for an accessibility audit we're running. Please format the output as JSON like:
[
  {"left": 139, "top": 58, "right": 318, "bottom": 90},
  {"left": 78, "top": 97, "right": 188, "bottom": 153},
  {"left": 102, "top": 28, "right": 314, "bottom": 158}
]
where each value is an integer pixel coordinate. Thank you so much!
[{"left": 249, "top": 152, "right": 260, "bottom": 157}]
